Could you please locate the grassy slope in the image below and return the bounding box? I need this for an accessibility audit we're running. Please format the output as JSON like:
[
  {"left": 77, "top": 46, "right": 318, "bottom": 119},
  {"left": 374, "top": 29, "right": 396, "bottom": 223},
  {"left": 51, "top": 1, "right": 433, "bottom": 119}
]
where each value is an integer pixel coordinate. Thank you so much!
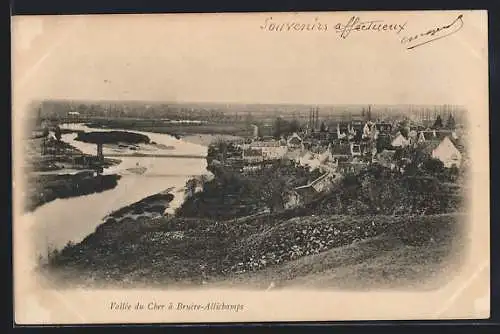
[
  {"left": 211, "top": 213, "right": 466, "bottom": 290},
  {"left": 43, "top": 213, "right": 466, "bottom": 290}
]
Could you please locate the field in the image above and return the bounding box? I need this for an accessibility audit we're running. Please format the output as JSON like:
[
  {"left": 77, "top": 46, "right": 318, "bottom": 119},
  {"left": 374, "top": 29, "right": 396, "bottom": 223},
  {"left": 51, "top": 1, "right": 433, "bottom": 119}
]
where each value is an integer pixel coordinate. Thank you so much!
[{"left": 85, "top": 119, "right": 254, "bottom": 138}]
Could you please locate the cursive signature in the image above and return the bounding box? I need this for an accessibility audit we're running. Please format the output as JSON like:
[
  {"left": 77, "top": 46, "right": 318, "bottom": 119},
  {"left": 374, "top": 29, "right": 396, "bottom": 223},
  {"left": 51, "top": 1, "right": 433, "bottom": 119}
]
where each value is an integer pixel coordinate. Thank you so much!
[{"left": 401, "top": 14, "right": 464, "bottom": 50}]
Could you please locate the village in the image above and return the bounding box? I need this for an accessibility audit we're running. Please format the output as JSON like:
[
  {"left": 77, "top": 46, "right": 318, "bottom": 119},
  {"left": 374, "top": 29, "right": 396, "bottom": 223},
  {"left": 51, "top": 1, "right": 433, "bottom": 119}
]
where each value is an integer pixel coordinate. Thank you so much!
[{"left": 204, "top": 105, "right": 466, "bottom": 211}]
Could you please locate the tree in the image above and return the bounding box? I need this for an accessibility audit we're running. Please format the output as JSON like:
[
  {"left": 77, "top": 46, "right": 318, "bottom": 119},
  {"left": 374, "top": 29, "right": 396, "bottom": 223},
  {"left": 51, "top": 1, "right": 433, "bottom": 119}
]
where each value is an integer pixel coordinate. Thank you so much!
[
  {"left": 259, "top": 163, "right": 292, "bottom": 213},
  {"left": 54, "top": 125, "right": 62, "bottom": 142},
  {"left": 422, "top": 158, "right": 445, "bottom": 176},
  {"left": 320, "top": 121, "right": 327, "bottom": 132},
  {"left": 245, "top": 112, "right": 254, "bottom": 126},
  {"left": 447, "top": 165, "right": 459, "bottom": 182},
  {"left": 376, "top": 134, "right": 391, "bottom": 153},
  {"left": 433, "top": 115, "right": 443, "bottom": 129},
  {"left": 289, "top": 119, "right": 300, "bottom": 133},
  {"left": 212, "top": 137, "right": 229, "bottom": 161},
  {"left": 273, "top": 117, "right": 293, "bottom": 139},
  {"left": 366, "top": 106, "right": 372, "bottom": 121},
  {"left": 184, "top": 178, "right": 198, "bottom": 199},
  {"left": 446, "top": 113, "right": 456, "bottom": 129},
  {"left": 273, "top": 117, "right": 283, "bottom": 139}
]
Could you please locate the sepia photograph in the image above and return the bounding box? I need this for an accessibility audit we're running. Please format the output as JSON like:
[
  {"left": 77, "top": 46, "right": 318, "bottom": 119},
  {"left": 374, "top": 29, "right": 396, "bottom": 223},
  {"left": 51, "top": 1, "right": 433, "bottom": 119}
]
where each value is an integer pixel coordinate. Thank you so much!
[{"left": 12, "top": 11, "right": 489, "bottom": 323}]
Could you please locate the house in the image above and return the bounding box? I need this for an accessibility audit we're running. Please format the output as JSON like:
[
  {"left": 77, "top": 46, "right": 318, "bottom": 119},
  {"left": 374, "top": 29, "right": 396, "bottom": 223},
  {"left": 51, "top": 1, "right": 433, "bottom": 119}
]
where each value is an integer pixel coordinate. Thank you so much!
[
  {"left": 330, "top": 142, "right": 351, "bottom": 158},
  {"left": 30, "top": 127, "right": 48, "bottom": 139},
  {"left": 299, "top": 151, "right": 322, "bottom": 171},
  {"left": 318, "top": 147, "right": 334, "bottom": 164},
  {"left": 294, "top": 172, "right": 336, "bottom": 199},
  {"left": 375, "top": 122, "right": 393, "bottom": 134},
  {"left": 350, "top": 142, "right": 362, "bottom": 156},
  {"left": 337, "top": 161, "right": 366, "bottom": 174},
  {"left": 362, "top": 121, "right": 378, "bottom": 139},
  {"left": 350, "top": 121, "right": 364, "bottom": 141},
  {"left": 242, "top": 147, "right": 263, "bottom": 163},
  {"left": 251, "top": 124, "right": 260, "bottom": 139},
  {"left": 246, "top": 140, "right": 288, "bottom": 160},
  {"left": 336, "top": 123, "right": 349, "bottom": 140},
  {"left": 391, "top": 132, "right": 410, "bottom": 148},
  {"left": 420, "top": 139, "right": 442, "bottom": 158},
  {"left": 418, "top": 130, "right": 458, "bottom": 143},
  {"left": 284, "top": 149, "right": 303, "bottom": 163},
  {"left": 417, "top": 131, "right": 427, "bottom": 144},
  {"left": 262, "top": 146, "right": 287, "bottom": 160},
  {"left": 431, "top": 136, "right": 462, "bottom": 168},
  {"left": 310, "top": 172, "right": 337, "bottom": 192},
  {"left": 407, "top": 130, "right": 419, "bottom": 145},
  {"left": 287, "top": 132, "right": 303, "bottom": 149},
  {"left": 362, "top": 122, "right": 372, "bottom": 139}
]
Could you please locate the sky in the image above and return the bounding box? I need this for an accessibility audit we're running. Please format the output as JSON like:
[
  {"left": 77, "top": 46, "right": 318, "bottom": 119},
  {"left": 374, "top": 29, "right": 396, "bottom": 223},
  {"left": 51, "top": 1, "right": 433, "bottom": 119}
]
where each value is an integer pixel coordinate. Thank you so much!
[{"left": 12, "top": 11, "right": 488, "bottom": 110}]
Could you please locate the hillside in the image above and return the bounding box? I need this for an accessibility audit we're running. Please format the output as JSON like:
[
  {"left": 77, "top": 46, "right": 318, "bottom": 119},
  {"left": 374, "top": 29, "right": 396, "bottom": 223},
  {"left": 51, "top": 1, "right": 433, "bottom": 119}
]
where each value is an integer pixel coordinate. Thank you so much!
[{"left": 43, "top": 212, "right": 465, "bottom": 289}]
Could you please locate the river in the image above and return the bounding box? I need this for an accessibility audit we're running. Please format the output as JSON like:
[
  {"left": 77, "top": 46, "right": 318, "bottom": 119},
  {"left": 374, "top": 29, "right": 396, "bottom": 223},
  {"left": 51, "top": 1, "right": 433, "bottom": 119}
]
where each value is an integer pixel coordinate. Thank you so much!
[{"left": 25, "top": 124, "right": 210, "bottom": 257}]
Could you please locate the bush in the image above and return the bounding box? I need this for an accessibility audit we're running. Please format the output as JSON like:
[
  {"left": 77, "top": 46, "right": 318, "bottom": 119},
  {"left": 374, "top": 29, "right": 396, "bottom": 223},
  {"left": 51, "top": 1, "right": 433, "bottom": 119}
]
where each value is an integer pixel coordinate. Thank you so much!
[
  {"left": 309, "top": 165, "right": 461, "bottom": 216},
  {"left": 177, "top": 159, "right": 322, "bottom": 219}
]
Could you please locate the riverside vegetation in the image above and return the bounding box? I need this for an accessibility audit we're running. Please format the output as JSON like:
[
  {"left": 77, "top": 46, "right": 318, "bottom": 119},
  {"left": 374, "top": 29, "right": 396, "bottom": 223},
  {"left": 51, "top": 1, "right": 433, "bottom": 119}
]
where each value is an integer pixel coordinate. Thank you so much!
[{"left": 24, "top": 133, "right": 122, "bottom": 212}]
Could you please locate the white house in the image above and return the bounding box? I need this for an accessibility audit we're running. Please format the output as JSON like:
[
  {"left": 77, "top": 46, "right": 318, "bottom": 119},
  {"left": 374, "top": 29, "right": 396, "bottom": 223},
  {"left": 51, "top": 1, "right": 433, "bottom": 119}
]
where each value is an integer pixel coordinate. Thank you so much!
[
  {"left": 391, "top": 132, "right": 410, "bottom": 148},
  {"left": 251, "top": 124, "right": 260, "bottom": 139},
  {"left": 417, "top": 131, "right": 427, "bottom": 144},
  {"left": 318, "top": 147, "right": 333, "bottom": 164},
  {"left": 350, "top": 143, "right": 362, "bottom": 156},
  {"left": 298, "top": 151, "right": 321, "bottom": 171},
  {"left": 262, "top": 146, "right": 288, "bottom": 160},
  {"left": 362, "top": 122, "right": 375, "bottom": 139},
  {"left": 431, "top": 136, "right": 462, "bottom": 168},
  {"left": 244, "top": 140, "right": 288, "bottom": 161}
]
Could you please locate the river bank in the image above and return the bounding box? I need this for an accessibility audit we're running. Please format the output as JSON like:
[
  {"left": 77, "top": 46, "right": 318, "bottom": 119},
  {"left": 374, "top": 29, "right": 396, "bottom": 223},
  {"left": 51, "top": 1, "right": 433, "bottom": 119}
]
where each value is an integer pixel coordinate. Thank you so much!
[
  {"left": 180, "top": 134, "right": 244, "bottom": 146},
  {"left": 25, "top": 173, "right": 122, "bottom": 212},
  {"left": 23, "top": 135, "right": 123, "bottom": 212}
]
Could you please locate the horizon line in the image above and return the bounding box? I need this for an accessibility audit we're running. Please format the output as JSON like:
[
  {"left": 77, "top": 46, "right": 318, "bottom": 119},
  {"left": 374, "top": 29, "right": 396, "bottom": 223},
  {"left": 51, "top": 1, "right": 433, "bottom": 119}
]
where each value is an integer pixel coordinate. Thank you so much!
[{"left": 34, "top": 99, "right": 466, "bottom": 108}]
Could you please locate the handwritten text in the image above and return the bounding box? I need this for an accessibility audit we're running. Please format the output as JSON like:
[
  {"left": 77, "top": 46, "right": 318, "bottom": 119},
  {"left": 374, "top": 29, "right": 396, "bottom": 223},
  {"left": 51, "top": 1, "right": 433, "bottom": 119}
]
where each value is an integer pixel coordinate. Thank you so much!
[
  {"left": 400, "top": 14, "right": 464, "bottom": 50},
  {"left": 334, "top": 16, "right": 407, "bottom": 39}
]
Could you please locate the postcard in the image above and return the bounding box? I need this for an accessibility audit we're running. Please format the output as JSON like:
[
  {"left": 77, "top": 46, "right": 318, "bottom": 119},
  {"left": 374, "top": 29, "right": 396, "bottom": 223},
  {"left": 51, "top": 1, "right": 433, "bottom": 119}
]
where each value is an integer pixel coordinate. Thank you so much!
[{"left": 12, "top": 10, "right": 489, "bottom": 324}]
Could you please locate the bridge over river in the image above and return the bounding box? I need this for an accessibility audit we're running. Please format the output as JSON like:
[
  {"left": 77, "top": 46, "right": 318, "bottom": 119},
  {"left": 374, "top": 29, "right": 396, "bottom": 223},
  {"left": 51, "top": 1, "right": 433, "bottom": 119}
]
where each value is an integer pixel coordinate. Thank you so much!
[{"left": 104, "top": 153, "right": 206, "bottom": 159}]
